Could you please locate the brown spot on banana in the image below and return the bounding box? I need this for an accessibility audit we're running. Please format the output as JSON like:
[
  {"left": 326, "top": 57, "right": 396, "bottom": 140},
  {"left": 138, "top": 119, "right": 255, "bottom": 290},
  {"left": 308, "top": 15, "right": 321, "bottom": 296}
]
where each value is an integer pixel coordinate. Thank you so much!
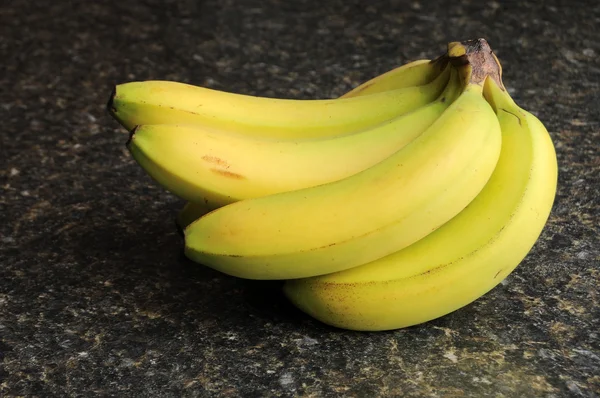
[
  {"left": 210, "top": 168, "right": 245, "bottom": 179},
  {"left": 202, "top": 155, "right": 230, "bottom": 168}
]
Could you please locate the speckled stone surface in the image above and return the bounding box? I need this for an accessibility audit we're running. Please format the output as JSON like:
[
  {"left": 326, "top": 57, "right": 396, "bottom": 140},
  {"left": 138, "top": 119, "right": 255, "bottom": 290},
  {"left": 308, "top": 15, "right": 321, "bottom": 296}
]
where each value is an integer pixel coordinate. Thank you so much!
[{"left": 1, "top": 0, "right": 599, "bottom": 396}]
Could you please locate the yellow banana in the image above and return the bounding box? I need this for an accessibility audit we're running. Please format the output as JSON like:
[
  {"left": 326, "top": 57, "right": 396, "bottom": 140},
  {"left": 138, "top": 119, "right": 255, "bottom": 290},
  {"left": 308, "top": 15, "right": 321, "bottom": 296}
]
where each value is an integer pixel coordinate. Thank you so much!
[
  {"left": 183, "top": 60, "right": 502, "bottom": 280},
  {"left": 175, "top": 56, "right": 449, "bottom": 227},
  {"left": 283, "top": 74, "right": 558, "bottom": 331},
  {"left": 127, "top": 68, "right": 461, "bottom": 209},
  {"left": 107, "top": 63, "right": 449, "bottom": 139},
  {"left": 341, "top": 56, "right": 447, "bottom": 98}
]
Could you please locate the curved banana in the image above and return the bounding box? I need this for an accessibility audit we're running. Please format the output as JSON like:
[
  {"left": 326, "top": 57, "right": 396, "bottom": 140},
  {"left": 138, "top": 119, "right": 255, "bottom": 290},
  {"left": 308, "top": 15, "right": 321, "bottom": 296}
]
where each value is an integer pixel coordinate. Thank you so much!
[
  {"left": 128, "top": 68, "right": 462, "bottom": 209},
  {"left": 283, "top": 74, "right": 558, "bottom": 331},
  {"left": 107, "top": 63, "right": 450, "bottom": 139},
  {"left": 341, "top": 56, "right": 447, "bottom": 98},
  {"left": 183, "top": 63, "right": 502, "bottom": 280},
  {"left": 175, "top": 56, "right": 450, "bottom": 228}
]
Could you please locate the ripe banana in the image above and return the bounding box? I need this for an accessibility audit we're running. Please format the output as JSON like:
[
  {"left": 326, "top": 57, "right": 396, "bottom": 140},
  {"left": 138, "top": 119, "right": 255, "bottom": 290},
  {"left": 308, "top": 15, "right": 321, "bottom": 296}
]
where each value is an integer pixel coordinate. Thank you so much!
[
  {"left": 107, "top": 61, "right": 449, "bottom": 139},
  {"left": 127, "top": 67, "right": 461, "bottom": 209},
  {"left": 111, "top": 37, "right": 554, "bottom": 332},
  {"left": 174, "top": 56, "right": 450, "bottom": 228},
  {"left": 184, "top": 62, "right": 503, "bottom": 280},
  {"left": 341, "top": 56, "right": 447, "bottom": 98},
  {"left": 283, "top": 74, "right": 558, "bottom": 331}
]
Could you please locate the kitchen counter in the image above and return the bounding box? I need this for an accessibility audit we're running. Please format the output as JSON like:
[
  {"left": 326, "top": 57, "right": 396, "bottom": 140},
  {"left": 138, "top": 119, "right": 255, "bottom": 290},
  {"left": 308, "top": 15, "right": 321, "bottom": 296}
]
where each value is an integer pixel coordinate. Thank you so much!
[{"left": 1, "top": 0, "right": 599, "bottom": 396}]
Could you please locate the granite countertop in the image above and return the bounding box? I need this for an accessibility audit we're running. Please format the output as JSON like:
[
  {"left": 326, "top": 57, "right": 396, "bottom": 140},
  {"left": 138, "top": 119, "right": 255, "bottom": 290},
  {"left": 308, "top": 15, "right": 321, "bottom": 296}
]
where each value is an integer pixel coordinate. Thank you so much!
[{"left": 2, "top": 0, "right": 599, "bottom": 396}]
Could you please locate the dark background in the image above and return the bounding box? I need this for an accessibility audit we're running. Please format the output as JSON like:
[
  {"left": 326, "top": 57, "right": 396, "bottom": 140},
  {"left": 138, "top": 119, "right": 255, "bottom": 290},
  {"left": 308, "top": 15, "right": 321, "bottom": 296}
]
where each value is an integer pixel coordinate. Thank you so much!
[{"left": 1, "top": 0, "right": 599, "bottom": 396}]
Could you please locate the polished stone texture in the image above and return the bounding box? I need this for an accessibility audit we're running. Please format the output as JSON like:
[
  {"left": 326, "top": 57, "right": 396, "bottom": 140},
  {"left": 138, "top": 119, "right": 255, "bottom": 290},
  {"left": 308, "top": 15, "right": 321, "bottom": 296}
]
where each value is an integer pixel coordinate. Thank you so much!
[{"left": 1, "top": 0, "right": 599, "bottom": 396}]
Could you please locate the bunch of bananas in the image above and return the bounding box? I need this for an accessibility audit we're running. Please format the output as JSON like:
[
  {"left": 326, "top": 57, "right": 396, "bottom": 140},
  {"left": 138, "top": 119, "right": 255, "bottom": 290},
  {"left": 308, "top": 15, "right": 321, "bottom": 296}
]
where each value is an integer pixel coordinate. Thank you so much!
[{"left": 108, "top": 39, "right": 558, "bottom": 331}]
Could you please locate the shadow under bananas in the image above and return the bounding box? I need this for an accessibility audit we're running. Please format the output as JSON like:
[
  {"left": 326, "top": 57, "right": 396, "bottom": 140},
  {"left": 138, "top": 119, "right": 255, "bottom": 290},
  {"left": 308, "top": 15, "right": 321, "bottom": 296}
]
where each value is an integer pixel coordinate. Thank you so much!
[
  {"left": 52, "top": 198, "right": 317, "bottom": 333},
  {"left": 9, "top": 193, "right": 510, "bottom": 338}
]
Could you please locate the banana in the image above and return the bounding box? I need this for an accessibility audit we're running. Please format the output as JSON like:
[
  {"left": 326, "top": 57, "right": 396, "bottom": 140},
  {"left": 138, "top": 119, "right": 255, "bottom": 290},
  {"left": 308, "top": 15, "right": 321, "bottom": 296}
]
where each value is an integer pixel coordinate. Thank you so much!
[
  {"left": 174, "top": 56, "right": 450, "bottom": 228},
  {"left": 341, "top": 56, "right": 447, "bottom": 98},
  {"left": 127, "top": 67, "right": 462, "bottom": 209},
  {"left": 107, "top": 62, "right": 449, "bottom": 139},
  {"left": 183, "top": 54, "right": 503, "bottom": 280},
  {"left": 282, "top": 72, "right": 558, "bottom": 331}
]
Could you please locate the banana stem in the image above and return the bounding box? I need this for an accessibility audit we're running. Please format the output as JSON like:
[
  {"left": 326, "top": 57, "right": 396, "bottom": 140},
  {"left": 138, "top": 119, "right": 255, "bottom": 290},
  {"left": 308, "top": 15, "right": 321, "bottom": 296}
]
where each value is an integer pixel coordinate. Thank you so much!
[{"left": 447, "top": 38, "right": 504, "bottom": 89}]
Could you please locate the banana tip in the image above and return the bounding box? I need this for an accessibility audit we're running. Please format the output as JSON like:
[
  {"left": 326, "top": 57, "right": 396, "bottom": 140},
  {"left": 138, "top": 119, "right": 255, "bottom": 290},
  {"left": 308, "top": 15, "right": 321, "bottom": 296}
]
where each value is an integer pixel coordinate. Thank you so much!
[
  {"left": 175, "top": 219, "right": 185, "bottom": 238},
  {"left": 125, "top": 125, "right": 140, "bottom": 148},
  {"left": 106, "top": 87, "right": 117, "bottom": 115}
]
